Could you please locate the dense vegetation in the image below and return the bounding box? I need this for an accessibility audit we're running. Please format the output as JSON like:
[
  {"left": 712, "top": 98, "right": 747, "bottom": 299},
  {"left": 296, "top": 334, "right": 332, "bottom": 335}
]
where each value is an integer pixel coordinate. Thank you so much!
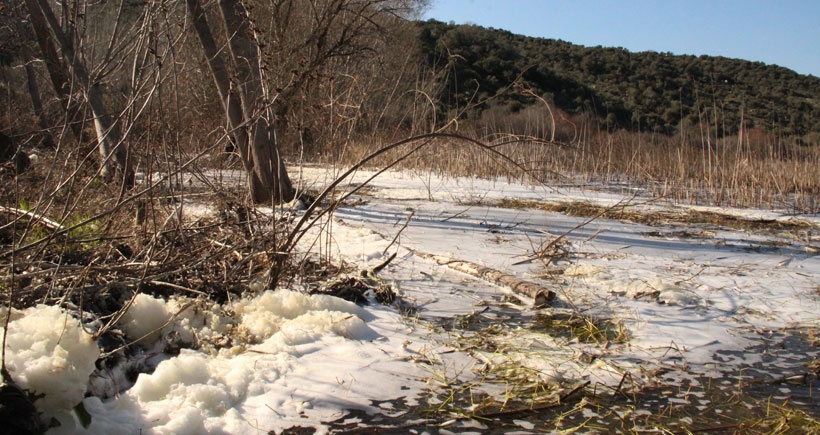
[
  {"left": 1, "top": 6, "right": 818, "bottom": 216},
  {"left": 417, "top": 19, "right": 820, "bottom": 138}
]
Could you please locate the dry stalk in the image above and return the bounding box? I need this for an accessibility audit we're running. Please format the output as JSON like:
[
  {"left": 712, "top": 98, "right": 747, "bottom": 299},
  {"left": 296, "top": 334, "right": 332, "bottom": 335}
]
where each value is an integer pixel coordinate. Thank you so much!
[{"left": 514, "top": 193, "right": 640, "bottom": 267}]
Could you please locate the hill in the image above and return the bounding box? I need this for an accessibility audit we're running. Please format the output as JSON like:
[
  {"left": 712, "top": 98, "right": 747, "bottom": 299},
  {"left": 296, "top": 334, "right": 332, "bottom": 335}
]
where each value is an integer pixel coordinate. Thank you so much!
[{"left": 417, "top": 19, "right": 820, "bottom": 137}]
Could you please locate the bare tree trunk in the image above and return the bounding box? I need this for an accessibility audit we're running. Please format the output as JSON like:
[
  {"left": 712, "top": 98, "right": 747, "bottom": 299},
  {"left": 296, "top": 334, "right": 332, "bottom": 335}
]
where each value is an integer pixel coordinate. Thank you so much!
[
  {"left": 187, "top": 0, "right": 295, "bottom": 204},
  {"left": 218, "top": 0, "right": 295, "bottom": 204},
  {"left": 185, "top": 0, "right": 251, "bottom": 172},
  {"left": 21, "top": 45, "right": 55, "bottom": 148},
  {"left": 24, "top": 0, "right": 86, "bottom": 144},
  {"left": 86, "top": 85, "right": 134, "bottom": 186},
  {"left": 25, "top": 0, "right": 135, "bottom": 188}
]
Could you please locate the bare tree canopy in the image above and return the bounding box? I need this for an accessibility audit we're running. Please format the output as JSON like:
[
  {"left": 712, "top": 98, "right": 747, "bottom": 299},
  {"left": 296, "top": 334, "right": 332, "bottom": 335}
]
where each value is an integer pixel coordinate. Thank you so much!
[
  {"left": 23, "top": 0, "right": 136, "bottom": 187},
  {"left": 186, "top": 0, "right": 428, "bottom": 203}
]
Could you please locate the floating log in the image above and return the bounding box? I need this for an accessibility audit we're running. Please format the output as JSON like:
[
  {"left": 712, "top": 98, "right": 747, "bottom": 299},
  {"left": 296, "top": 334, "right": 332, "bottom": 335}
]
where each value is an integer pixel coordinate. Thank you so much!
[{"left": 411, "top": 250, "right": 555, "bottom": 307}]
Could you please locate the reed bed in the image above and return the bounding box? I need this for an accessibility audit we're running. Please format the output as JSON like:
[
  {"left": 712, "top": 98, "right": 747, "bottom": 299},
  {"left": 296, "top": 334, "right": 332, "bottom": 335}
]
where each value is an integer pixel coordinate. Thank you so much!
[{"left": 330, "top": 118, "right": 820, "bottom": 213}]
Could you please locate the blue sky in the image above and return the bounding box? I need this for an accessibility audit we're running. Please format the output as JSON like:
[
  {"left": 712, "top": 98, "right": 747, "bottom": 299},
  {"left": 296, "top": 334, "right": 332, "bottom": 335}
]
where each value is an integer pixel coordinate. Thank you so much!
[{"left": 423, "top": 0, "right": 820, "bottom": 77}]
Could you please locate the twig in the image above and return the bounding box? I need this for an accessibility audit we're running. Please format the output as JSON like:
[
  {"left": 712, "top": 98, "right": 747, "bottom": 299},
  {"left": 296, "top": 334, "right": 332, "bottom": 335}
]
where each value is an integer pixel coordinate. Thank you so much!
[
  {"left": 610, "top": 371, "right": 630, "bottom": 403},
  {"left": 99, "top": 301, "right": 194, "bottom": 359},
  {"left": 551, "top": 380, "right": 592, "bottom": 409},
  {"left": 148, "top": 280, "right": 208, "bottom": 297},
  {"left": 383, "top": 209, "right": 415, "bottom": 255},
  {"left": 514, "top": 194, "right": 640, "bottom": 266},
  {"left": 370, "top": 251, "right": 397, "bottom": 276},
  {"left": 0, "top": 205, "right": 64, "bottom": 231},
  {"left": 476, "top": 380, "right": 591, "bottom": 419},
  {"left": 2, "top": 178, "right": 21, "bottom": 383},
  {"left": 690, "top": 424, "right": 743, "bottom": 433}
]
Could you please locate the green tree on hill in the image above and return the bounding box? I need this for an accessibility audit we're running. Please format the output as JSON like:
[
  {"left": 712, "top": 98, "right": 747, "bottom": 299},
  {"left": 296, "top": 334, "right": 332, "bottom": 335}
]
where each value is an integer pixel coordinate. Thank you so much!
[{"left": 417, "top": 19, "right": 820, "bottom": 138}]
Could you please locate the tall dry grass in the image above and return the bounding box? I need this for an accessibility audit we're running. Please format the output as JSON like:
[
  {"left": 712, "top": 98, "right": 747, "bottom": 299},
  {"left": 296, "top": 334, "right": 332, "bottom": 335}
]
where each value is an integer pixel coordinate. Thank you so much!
[{"left": 327, "top": 107, "right": 820, "bottom": 213}]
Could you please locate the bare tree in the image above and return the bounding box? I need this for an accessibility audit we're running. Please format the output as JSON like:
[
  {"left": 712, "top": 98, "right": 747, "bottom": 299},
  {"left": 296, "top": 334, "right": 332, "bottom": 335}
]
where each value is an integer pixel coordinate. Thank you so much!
[
  {"left": 24, "top": 0, "right": 135, "bottom": 187},
  {"left": 187, "top": 0, "right": 426, "bottom": 204},
  {"left": 263, "top": 0, "right": 426, "bottom": 145},
  {"left": 1, "top": 0, "right": 79, "bottom": 145},
  {"left": 20, "top": 43, "right": 55, "bottom": 148},
  {"left": 13, "top": 0, "right": 426, "bottom": 205},
  {"left": 186, "top": 0, "right": 294, "bottom": 204}
]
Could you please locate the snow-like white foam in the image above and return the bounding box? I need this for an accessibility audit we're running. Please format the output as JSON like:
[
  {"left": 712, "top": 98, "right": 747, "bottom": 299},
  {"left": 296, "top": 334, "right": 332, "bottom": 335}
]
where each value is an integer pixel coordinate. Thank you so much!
[
  {"left": 118, "top": 293, "right": 172, "bottom": 344},
  {"left": 2, "top": 305, "right": 99, "bottom": 425},
  {"left": 41, "top": 289, "right": 421, "bottom": 434}
]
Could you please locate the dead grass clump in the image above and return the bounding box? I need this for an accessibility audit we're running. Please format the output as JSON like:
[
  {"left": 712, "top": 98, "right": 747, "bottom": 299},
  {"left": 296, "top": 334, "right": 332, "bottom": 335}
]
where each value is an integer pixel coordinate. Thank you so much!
[
  {"left": 532, "top": 311, "right": 629, "bottom": 344},
  {"left": 496, "top": 197, "right": 818, "bottom": 235},
  {"left": 310, "top": 271, "right": 397, "bottom": 305},
  {"left": 747, "top": 404, "right": 820, "bottom": 435}
]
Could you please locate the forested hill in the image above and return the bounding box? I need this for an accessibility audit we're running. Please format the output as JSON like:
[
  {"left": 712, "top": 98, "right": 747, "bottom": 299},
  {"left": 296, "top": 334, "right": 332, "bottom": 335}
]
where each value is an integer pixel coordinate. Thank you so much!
[{"left": 416, "top": 19, "right": 820, "bottom": 136}]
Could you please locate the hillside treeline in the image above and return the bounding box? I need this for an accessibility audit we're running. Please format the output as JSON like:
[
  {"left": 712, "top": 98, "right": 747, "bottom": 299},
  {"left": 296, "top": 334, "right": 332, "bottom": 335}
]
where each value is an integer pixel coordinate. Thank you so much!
[
  {"left": 418, "top": 19, "right": 820, "bottom": 138},
  {"left": 3, "top": 7, "right": 819, "bottom": 172}
]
